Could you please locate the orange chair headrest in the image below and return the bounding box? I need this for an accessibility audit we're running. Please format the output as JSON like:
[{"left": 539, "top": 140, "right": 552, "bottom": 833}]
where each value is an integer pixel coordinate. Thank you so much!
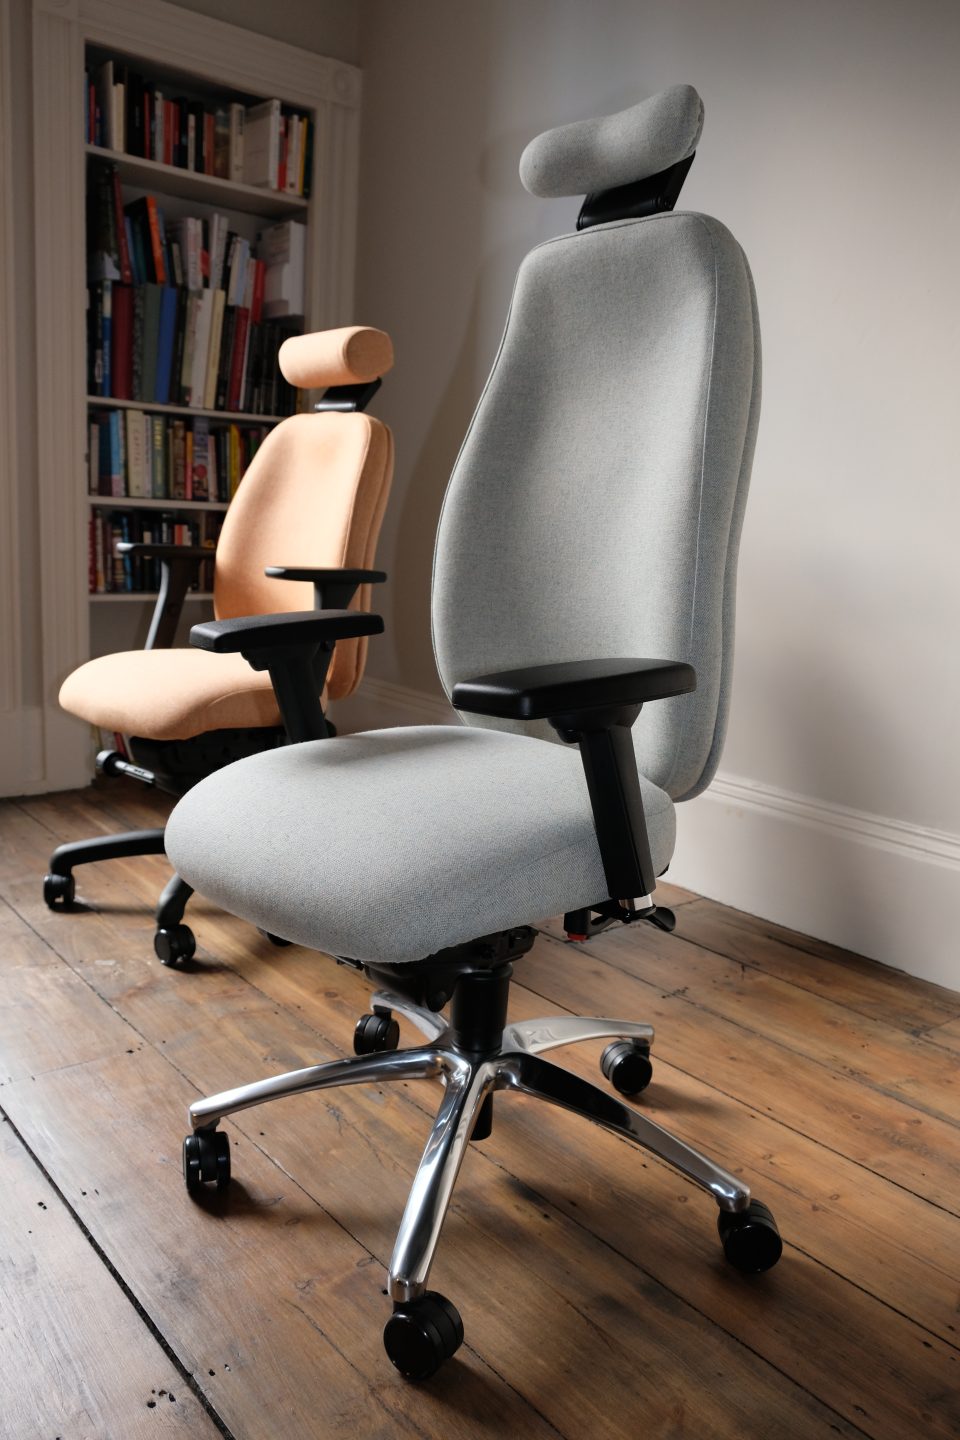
[{"left": 278, "top": 326, "right": 395, "bottom": 389}]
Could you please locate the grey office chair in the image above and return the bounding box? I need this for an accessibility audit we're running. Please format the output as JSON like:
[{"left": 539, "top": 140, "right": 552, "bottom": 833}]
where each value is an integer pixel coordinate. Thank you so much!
[{"left": 166, "top": 84, "right": 778, "bottom": 1381}]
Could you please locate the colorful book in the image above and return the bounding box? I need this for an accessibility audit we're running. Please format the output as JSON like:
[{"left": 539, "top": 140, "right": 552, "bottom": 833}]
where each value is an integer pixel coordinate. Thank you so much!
[
  {"left": 155, "top": 286, "right": 179, "bottom": 403},
  {"left": 141, "top": 283, "right": 163, "bottom": 402}
]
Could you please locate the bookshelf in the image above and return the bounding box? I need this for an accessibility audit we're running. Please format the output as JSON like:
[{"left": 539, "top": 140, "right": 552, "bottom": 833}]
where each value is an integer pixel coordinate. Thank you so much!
[
  {"left": 83, "top": 43, "right": 324, "bottom": 614},
  {"left": 29, "top": 0, "right": 360, "bottom": 784},
  {"left": 84, "top": 145, "right": 309, "bottom": 220}
]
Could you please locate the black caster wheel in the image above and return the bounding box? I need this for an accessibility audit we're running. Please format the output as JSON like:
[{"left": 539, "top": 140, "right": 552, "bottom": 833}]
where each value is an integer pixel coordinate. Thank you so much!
[
  {"left": 601, "top": 1039, "right": 653, "bottom": 1096},
  {"left": 354, "top": 1011, "right": 400, "bottom": 1056},
  {"left": 718, "top": 1199, "right": 783, "bottom": 1273},
  {"left": 258, "top": 928, "right": 292, "bottom": 947},
  {"left": 183, "top": 1129, "right": 231, "bottom": 1196},
  {"left": 43, "top": 873, "right": 75, "bottom": 909},
  {"left": 383, "top": 1291, "right": 463, "bottom": 1380},
  {"left": 154, "top": 924, "right": 196, "bottom": 967}
]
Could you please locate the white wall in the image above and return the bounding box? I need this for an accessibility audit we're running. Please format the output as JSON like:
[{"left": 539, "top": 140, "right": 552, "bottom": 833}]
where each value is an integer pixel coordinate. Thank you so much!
[{"left": 351, "top": 0, "right": 960, "bottom": 984}]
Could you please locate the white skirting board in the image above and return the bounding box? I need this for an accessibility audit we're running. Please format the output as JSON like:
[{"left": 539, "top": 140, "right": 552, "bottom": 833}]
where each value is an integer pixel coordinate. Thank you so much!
[
  {"left": 670, "top": 776, "right": 960, "bottom": 991},
  {"left": 332, "top": 678, "right": 960, "bottom": 990}
]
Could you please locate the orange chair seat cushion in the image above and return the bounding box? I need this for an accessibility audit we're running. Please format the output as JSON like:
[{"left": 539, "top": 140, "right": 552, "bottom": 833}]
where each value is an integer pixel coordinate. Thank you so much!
[{"left": 59, "top": 648, "right": 287, "bottom": 741}]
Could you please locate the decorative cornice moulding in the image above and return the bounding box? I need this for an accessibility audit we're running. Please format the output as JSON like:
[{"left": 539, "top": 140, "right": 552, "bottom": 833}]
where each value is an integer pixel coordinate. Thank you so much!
[{"left": 34, "top": 0, "right": 362, "bottom": 110}]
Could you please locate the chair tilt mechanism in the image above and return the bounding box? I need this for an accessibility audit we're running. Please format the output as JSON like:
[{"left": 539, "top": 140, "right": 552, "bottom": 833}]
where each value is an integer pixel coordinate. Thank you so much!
[
  {"left": 166, "top": 84, "right": 782, "bottom": 1383},
  {"left": 43, "top": 326, "right": 396, "bottom": 963}
]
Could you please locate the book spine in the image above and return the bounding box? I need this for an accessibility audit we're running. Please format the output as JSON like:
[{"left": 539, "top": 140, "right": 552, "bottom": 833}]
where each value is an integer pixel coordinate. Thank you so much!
[
  {"left": 204, "top": 290, "right": 226, "bottom": 411},
  {"left": 228, "top": 103, "right": 244, "bottom": 182},
  {"left": 111, "top": 167, "right": 133, "bottom": 284},
  {"left": 145, "top": 196, "right": 166, "bottom": 284},
  {"left": 171, "top": 419, "right": 186, "bottom": 499},
  {"left": 185, "top": 427, "right": 193, "bottom": 501},
  {"left": 204, "top": 112, "right": 215, "bottom": 176},
  {"left": 151, "top": 415, "right": 166, "bottom": 499},
  {"left": 110, "top": 284, "right": 132, "bottom": 400},
  {"left": 191, "top": 417, "right": 210, "bottom": 501},
  {"left": 108, "top": 410, "right": 121, "bottom": 496},
  {"left": 125, "top": 408, "right": 144, "bottom": 497},
  {"left": 215, "top": 306, "right": 235, "bottom": 412},
  {"left": 101, "top": 280, "right": 113, "bottom": 397},
  {"left": 130, "top": 285, "right": 144, "bottom": 402},
  {"left": 277, "top": 116, "right": 287, "bottom": 192},
  {"left": 228, "top": 308, "right": 250, "bottom": 413}
]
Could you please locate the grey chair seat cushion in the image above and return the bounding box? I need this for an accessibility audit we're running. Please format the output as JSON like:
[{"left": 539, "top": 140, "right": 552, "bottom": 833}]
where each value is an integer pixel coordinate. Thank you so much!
[{"left": 165, "top": 725, "right": 676, "bottom": 966}]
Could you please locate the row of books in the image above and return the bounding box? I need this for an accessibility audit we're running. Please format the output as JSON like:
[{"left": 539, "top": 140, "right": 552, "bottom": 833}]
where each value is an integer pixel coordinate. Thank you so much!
[
  {"left": 88, "top": 281, "right": 301, "bottom": 416},
  {"left": 89, "top": 510, "right": 222, "bottom": 595},
  {"left": 90, "top": 167, "right": 305, "bottom": 310},
  {"left": 85, "top": 60, "right": 313, "bottom": 196},
  {"left": 89, "top": 410, "right": 272, "bottom": 505}
]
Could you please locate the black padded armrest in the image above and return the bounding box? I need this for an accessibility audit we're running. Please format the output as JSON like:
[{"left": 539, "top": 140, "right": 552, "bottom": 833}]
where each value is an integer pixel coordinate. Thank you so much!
[
  {"left": 265, "top": 567, "right": 387, "bottom": 585},
  {"left": 452, "top": 658, "right": 696, "bottom": 723},
  {"left": 265, "top": 566, "right": 387, "bottom": 611},
  {"left": 190, "top": 609, "right": 383, "bottom": 655},
  {"left": 116, "top": 542, "right": 211, "bottom": 562},
  {"left": 190, "top": 610, "right": 384, "bottom": 744}
]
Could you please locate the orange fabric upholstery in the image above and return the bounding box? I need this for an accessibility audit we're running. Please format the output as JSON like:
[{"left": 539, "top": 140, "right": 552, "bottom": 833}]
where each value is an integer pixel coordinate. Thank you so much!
[
  {"left": 60, "top": 649, "right": 285, "bottom": 740},
  {"left": 278, "top": 326, "right": 394, "bottom": 389},
  {"left": 214, "top": 412, "right": 394, "bottom": 700},
  {"left": 61, "top": 327, "right": 395, "bottom": 741}
]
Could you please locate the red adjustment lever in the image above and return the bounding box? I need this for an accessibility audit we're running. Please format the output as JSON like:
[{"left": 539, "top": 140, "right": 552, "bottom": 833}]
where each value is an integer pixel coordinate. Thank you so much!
[{"left": 565, "top": 932, "right": 588, "bottom": 943}]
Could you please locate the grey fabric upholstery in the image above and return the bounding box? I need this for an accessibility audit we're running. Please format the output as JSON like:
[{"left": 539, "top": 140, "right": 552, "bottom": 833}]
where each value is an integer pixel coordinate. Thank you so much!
[
  {"left": 166, "top": 86, "right": 760, "bottom": 969},
  {"left": 519, "top": 84, "right": 704, "bottom": 198},
  {"left": 433, "top": 212, "right": 760, "bottom": 802},
  {"left": 164, "top": 727, "right": 675, "bottom": 965}
]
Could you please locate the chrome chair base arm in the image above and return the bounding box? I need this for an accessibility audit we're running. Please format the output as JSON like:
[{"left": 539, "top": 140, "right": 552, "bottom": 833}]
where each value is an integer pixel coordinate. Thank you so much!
[
  {"left": 389, "top": 1056, "right": 498, "bottom": 1301},
  {"left": 189, "top": 1046, "right": 446, "bottom": 1132},
  {"left": 369, "top": 989, "right": 449, "bottom": 1043},
  {"left": 496, "top": 1051, "right": 748, "bottom": 1212},
  {"left": 187, "top": 1007, "right": 747, "bottom": 1307},
  {"left": 502, "top": 1014, "right": 655, "bottom": 1057}
]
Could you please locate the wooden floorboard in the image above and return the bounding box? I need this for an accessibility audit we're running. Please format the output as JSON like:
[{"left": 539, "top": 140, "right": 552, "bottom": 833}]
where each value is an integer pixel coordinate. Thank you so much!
[{"left": 1, "top": 781, "right": 958, "bottom": 1438}]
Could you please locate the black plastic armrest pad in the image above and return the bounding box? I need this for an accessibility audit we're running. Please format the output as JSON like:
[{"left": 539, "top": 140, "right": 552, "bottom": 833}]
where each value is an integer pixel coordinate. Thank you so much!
[
  {"left": 264, "top": 566, "right": 387, "bottom": 585},
  {"left": 116, "top": 542, "right": 211, "bottom": 562},
  {"left": 451, "top": 657, "right": 696, "bottom": 720},
  {"left": 190, "top": 609, "right": 384, "bottom": 654}
]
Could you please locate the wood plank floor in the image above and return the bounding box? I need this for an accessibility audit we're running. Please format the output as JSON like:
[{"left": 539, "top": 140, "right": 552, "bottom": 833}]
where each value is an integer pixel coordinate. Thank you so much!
[{"left": 1, "top": 780, "right": 958, "bottom": 1439}]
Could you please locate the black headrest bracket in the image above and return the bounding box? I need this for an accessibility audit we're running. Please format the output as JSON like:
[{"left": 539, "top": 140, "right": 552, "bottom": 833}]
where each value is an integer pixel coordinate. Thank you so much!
[
  {"left": 576, "top": 153, "right": 695, "bottom": 231},
  {"left": 314, "top": 377, "right": 383, "bottom": 413}
]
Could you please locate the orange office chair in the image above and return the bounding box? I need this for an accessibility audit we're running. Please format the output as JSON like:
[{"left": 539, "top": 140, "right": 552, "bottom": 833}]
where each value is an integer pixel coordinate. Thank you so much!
[{"left": 43, "top": 325, "right": 395, "bottom": 964}]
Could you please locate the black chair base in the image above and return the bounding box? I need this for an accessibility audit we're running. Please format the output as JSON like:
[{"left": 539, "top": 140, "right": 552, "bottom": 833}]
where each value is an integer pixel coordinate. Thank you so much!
[
  {"left": 44, "top": 828, "right": 197, "bottom": 965},
  {"left": 43, "top": 724, "right": 286, "bottom": 959}
]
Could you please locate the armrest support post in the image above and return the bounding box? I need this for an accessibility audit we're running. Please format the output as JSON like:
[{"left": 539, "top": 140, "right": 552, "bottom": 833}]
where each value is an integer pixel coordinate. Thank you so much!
[
  {"left": 190, "top": 609, "right": 384, "bottom": 744},
  {"left": 263, "top": 648, "right": 333, "bottom": 743},
  {"left": 145, "top": 556, "right": 196, "bottom": 650},
  {"left": 452, "top": 657, "right": 695, "bottom": 912},
  {"left": 117, "top": 542, "right": 210, "bottom": 651},
  {"left": 563, "top": 721, "right": 657, "bottom": 902}
]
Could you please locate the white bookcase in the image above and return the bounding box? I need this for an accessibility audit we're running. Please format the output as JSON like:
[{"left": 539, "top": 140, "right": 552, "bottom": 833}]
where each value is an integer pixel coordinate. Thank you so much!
[{"left": 29, "top": 0, "right": 361, "bottom": 788}]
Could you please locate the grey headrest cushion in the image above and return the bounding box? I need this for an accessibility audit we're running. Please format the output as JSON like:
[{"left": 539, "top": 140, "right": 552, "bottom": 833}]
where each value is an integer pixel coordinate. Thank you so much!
[{"left": 519, "top": 84, "right": 704, "bottom": 198}]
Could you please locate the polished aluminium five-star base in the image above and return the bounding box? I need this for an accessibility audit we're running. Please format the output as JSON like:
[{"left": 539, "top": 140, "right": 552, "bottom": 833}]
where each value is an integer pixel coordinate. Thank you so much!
[{"left": 188, "top": 988, "right": 751, "bottom": 1308}]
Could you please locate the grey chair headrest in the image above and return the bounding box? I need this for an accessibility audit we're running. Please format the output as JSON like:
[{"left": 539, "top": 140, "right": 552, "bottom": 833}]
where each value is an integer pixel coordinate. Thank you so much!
[{"left": 519, "top": 84, "right": 704, "bottom": 199}]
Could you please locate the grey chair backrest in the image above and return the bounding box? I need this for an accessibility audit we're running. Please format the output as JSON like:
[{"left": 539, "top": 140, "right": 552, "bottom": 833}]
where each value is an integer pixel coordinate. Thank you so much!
[{"left": 432, "top": 85, "right": 760, "bottom": 803}]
